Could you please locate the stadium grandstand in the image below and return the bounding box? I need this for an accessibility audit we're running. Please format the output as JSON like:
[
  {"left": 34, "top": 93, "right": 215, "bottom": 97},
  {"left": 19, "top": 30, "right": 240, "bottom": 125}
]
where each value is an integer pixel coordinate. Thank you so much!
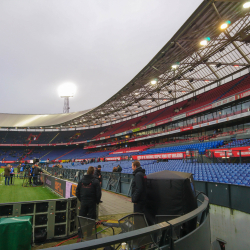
[{"left": 1, "top": 1, "right": 250, "bottom": 250}]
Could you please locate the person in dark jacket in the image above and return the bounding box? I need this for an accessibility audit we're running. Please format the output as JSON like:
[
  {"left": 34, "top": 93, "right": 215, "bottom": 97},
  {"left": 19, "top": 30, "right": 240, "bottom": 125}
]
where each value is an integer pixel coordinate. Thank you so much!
[
  {"left": 76, "top": 166, "right": 101, "bottom": 220},
  {"left": 116, "top": 165, "right": 122, "bottom": 173},
  {"left": 94, "top": 165, "right": 103, "bottom": 203},
  {"left": 94, "top": 165, "right": 102, "bottom": 185},
  {"left": 29, "top": 166, "right": 34, "bottom": 185},
  {"left": 4, "top": 165, "right": 11, "bottom": 185},
  {"left": 33, "top": 164, "right": 41, "bottom": 185},
  {"left": 131, "top": 161, "right": 147, "bottom": 213}
]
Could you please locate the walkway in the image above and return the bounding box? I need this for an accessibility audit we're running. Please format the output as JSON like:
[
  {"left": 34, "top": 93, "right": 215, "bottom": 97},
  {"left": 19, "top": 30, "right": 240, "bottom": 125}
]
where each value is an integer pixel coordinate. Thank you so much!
[{"left": 98, "top": 190, "right": 133, "bottom": 216}]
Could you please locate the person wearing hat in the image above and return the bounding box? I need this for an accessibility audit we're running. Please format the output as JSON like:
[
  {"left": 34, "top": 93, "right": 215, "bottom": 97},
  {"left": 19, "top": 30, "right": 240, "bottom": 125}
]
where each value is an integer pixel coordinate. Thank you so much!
[{"left": 94, "top": 165, "right": 103, "bottom": 203}]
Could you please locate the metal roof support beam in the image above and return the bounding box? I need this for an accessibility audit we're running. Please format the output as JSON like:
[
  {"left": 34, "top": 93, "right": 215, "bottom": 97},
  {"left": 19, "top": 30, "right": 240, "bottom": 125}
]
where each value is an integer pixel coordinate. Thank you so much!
[
  {"left": 212, "top": 2, "right": 250, "bottom": 64},
  {"left": 197, "top": 51, "right": 220, "bottom": 79}
]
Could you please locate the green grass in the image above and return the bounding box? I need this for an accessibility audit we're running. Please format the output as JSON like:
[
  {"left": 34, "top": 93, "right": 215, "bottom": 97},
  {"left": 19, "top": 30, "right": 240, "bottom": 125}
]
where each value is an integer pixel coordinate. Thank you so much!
[{"left": 0, "top": 170, "right": 60, "bottom": 203}]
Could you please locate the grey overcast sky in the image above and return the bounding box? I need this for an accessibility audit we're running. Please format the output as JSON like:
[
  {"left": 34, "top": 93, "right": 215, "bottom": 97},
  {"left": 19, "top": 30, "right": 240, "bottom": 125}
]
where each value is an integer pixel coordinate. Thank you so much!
[{"left": 0, "top": 0, "right": 202, "bottom": 115}]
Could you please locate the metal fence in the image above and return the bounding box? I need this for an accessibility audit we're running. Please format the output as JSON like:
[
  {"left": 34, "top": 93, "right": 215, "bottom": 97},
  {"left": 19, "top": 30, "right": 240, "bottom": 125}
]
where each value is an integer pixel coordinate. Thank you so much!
[{"left": 43, "top": 192, "right": 210, "bottom": 250}]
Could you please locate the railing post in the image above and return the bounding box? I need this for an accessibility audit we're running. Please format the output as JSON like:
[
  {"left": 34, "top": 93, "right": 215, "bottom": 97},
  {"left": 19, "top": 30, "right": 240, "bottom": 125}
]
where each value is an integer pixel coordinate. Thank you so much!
[{"left": 239, "top": 150, "right": 242, "bottom": 164}]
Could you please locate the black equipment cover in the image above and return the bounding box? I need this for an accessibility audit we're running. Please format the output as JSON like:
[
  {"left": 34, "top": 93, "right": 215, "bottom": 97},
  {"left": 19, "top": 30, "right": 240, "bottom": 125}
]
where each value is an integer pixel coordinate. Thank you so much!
[{"left": 145, "top": 170, "right": 197, "bottom": 234}]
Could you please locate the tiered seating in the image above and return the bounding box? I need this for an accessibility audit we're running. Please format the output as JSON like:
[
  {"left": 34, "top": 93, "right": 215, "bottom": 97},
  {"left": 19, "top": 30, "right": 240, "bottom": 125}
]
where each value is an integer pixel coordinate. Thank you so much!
[
  {"left": 220, "top": 139, "right": 250, "bottom": 148},
  {"left": 26, "top": 148, "right": 52, "bottom": 160},
  {"left": 110, "top": 145, "right": 151, "bottom": 155},
  {"left": 145, "top": 161, "right": 250, "bottom": 187},
  {"left": 139, "top": 140, "right": 223, "bottom": 154},
  {"left": 0, "top": 148, "right": 28, "bottom": 161},
  {"left": 93, "top": 74, "right": 250, "bottom": 139},
  {"left": 66, "top": 159, "right": 250, "bottom": 187},
  {"left": 61, "top": 160, "right": 156, "bottom": 172},
  {"left": 82, "top": 150, "right": 114, "bottom": 159},
  {"left": 40, "top": 148, "right": 73, "bottom": 160},
  {"left": 59, "top": 148, "right": 88, "bottom": 160}
]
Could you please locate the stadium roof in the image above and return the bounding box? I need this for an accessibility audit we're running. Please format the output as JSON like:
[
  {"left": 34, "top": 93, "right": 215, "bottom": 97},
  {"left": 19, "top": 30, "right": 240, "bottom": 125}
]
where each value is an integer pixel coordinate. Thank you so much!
[
  {"left": 1, "top": 0, "right": 250, "bottom": 128},
  {"left": 0, "top": 110, "right": 90, "bottom": 128}
]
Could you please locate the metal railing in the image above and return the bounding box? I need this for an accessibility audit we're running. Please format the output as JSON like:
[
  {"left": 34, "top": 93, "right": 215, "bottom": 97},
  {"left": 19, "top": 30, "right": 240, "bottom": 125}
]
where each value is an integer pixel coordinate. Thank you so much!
[{"left": 42, "top": 193, "right": 210, "bottom": 250}]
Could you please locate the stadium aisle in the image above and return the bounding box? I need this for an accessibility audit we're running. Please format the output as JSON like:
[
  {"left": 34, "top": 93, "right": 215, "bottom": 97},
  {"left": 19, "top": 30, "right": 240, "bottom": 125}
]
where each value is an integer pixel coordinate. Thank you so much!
[{"left": 99, "top": 190, "right": 133, "bottom": 216}]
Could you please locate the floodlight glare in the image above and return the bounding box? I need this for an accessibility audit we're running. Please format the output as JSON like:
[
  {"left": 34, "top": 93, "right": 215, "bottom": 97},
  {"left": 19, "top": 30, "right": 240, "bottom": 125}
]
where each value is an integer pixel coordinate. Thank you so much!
[
  {"left": 151, "top": 80, "right": 157, "bottom": 85},
  {"left": 58, "top": 82, "right": 76, "bottom": 97},
  {"left": 172, "top": 65, "right": 178, "bottom": 69},
  {"left": 200, "top": 40, "right": 208, "bottom": 46},
  {"left": 200, "top": 37, "right": 210, "bottom": 46},
  {"left": 58, "top": 82, "right": 77, "bottom": 113},
  {"left": 243, "top": 2, "right": 250, "bottom": 8},
  {"left": 220, "top": 23, "right": 228, "bottom": 29},
  {"left": 220, "top": 21, "right": 231, "bottom": 30}
]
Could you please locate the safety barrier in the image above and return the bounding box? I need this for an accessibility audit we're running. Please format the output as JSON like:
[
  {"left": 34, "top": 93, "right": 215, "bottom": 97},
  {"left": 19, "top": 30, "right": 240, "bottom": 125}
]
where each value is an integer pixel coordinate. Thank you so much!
[
  {"left": 45, "top": 167, "right": 250, "bottom": 214},
  {"left": 42, "top": 193, "right": 210, "bottom": 250}
]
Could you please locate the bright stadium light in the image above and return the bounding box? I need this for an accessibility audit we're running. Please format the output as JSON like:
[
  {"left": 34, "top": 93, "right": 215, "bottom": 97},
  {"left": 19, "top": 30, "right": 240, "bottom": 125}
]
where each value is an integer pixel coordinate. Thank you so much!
[
  {"left": 151, "top": 78, "right": 158, "bottom": 85},
  {"left": 58, "top": 82, "right": 76, "bottom": 97},
  {"left": 58, "top": 82, "right": 77, "bottom": 113},
  {"left": 172, "top": 64, "right": 178, "bottom": 69},
  {"left": 220, "top": 21, "right": 231, "bottom": 30},
  {"left": 200, "top": 37, "right": 210, "bottom": 46},
  {"left": 243, "top": 2, "right": 250, "bottom": 8},
  {"left": 221, "top": 23, "right": 228, "bottom": 29},
  {"left": 171, "top": 62, "right": 180, "bottom": 69}
]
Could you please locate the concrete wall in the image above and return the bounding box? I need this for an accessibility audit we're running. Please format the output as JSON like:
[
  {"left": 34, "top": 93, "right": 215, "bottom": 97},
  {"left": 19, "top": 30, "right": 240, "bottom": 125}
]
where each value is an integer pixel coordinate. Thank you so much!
[{"left": 210, "top": 204, "right": 250, "bottom": 250}]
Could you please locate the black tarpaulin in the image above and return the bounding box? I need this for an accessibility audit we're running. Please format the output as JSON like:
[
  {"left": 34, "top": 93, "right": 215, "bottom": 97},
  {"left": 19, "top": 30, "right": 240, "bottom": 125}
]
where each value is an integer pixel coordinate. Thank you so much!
[{"left": 145, "top": 170, "right": 197, "bottom": 233}]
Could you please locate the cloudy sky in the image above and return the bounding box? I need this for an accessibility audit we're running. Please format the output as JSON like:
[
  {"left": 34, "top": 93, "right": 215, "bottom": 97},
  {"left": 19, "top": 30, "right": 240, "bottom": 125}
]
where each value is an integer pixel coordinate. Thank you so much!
[{"left": 0, "top": 0, "right": 202, "bottom": 114}]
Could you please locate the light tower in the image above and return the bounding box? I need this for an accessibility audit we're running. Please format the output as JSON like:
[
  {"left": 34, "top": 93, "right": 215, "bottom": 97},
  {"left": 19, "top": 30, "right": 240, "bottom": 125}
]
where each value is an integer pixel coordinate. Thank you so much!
[{"left": 58, "top": 82, "right": 77, "bottom": 113}]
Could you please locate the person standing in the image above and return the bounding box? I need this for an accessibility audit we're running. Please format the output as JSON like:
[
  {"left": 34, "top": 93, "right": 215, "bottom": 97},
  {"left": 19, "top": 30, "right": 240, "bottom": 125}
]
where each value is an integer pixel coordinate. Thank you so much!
[
  {"left": 94, "top": 165, "right": 103, "bottom": 203},
  {"left": 33, "top": 164, "right": 41, "bottom": 185},
  {"left": 29, "top": 165, "right": 34, "bottom": 185},
  {"left": 10, "top": 165, "right": 15, "bottom": 185},
  {"left": 17, "top": 164, "right": 21, "bottom": 178},
  {"left": 131, "top": 161, "right": 147, "bottom": 213},
  {"left": 94, "top": 165, "right": 102, "bottom": 185},
  {"left": 4, "top": 165, "right": 11, "bottom": 186},
  {"left": 76, "top": 166, "right": 101, "bottom": 220}
]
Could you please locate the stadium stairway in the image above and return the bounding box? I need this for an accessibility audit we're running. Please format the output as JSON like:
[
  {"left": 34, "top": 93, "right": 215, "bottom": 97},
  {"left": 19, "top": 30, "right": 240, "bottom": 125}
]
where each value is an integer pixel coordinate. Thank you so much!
[
  {"left": 40, "top": 150, "right": 54, "bottom": 160},
  {"left": 54, "top": 148, "right": 77, "bottom": 161},
  {"left": 49, "top": 133, "right": 60, "bottom": 143}
]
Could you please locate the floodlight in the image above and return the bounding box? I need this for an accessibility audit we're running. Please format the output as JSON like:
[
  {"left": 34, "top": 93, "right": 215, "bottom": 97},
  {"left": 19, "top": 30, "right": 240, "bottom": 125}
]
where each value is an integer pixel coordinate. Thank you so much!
[
  {"left": 172, "top": 62, "right": 180, "bottom": 69},
  {"left": 151, "top": 78, "right": 157, "bottom": 85},
  {"left": 243, "top": 2, "right": 250, "bottom": 8},
  {"left": 220, "top": 21, "right": 231, "bottom": 30},
  {"left": 58, "top": 82, "right": 77, "bottom": 113},
  {"left": 200, "top": 37, "right": 210, "bottom": 46},
  {"left": 58, "top": 82, "right": 76, "bottom": 97},
  {"left": 220, "top": 23, "right": 228, "bottom": 29},
  {"left": 200, "top": 40, "right": 208, "bottom": 46}
]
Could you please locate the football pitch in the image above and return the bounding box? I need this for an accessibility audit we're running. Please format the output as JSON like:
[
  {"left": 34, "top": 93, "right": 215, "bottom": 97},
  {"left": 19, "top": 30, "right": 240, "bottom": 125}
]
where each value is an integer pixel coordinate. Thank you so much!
[{"left": 0, "top": 168, "right": 60, "bottom": 203}]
